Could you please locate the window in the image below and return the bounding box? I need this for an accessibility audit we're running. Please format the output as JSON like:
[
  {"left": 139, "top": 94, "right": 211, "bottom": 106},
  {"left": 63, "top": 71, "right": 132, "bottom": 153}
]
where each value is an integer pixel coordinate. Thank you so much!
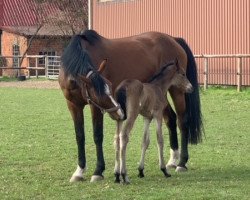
[
  {"left": 39, "top": 50, "right": 56, "bottom": 66},
  {"left": 12, "top": 44, "right": 20, "bottom": 68}
]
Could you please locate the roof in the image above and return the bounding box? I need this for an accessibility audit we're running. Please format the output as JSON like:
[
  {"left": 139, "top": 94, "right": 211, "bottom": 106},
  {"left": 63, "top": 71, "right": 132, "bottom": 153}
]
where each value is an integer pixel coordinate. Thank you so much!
[
  {"left": 0, "top": 25, "right": 73, "bottom": 37},
  {"left": 0, "top": 0, "right": 87, "bottom": 31}
]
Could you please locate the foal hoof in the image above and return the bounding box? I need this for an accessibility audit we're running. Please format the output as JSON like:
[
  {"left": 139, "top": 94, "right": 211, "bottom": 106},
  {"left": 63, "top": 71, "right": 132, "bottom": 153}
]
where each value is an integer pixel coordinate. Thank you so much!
[
  {"left": 161, "top": 168, "right": 171, "bottom": 178},
  {"left": 114, "top": 173, "right": 121, "bottom": 183},
  {"left": 70, "top": 176, "right": 84, "bottom": 182},
  {"left": 175, "top": 166, "right": 188, "bottom": 172},
  {"left": 121, "top": 174, "right": 130, "bottom": 184},
  {"left": 90, "top": 175, "right": 104, "bottom": 182},
  {"left": 138, "top": 169, "right": 144, "bottom": 178}
]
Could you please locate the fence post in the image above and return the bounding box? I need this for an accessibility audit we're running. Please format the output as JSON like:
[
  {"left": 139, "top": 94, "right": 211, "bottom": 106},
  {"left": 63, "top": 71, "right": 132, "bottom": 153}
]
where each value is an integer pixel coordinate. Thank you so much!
[
  {"left": 237, "top": 57, "right": 242, "bottom": 92},
  {"left": 17, "top": 57, "right": 20, "bottom": 77},
  {"left": 35, "top": 57, "right": 38, "bottom": 78},
  {"left": 27, "top": 57, "right": 30, "bottom": 78},
  {"left": 203, "top": 57, "right": 208, "bottom": 90},
  {"left": 45, "top": 55, "right": 48, "bottom": 78}
]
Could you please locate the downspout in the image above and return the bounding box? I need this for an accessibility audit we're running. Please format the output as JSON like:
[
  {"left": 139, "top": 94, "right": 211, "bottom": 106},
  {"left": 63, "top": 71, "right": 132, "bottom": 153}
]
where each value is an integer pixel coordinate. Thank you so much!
[
  {"left": 0, "top": 30, "right": 2, "bottom": 55},
  {"left": 88, "top": 0, "right": 93, "bottom": 29}
]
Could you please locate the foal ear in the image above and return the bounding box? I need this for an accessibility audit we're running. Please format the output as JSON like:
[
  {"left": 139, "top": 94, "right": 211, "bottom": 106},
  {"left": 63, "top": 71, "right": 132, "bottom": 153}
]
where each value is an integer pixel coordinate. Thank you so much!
[
  {"left": 98, "top": 59, "right": 108, "bottom": 74},
  {"left": 79, "top": 75, "right": 91, "bottom": 84},
  {"left": 174, "top": 58, "right": 180, "bottom": 71}
]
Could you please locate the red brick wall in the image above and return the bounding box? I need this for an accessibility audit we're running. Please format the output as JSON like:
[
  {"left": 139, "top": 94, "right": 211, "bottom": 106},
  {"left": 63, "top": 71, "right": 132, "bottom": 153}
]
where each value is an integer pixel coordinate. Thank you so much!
[
  {"left": 1, "top": 30, "right": 69, "bottom": 77},
  {"left": 1, "top": 30, "right": 28, "bottom": 76}
]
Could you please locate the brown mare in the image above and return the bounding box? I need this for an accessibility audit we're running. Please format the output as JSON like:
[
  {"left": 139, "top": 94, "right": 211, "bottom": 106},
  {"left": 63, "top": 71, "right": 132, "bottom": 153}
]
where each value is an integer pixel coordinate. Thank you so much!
[
  {"left": 113, "top": 59, "right": 193, "bottom": 183},
  {"left": 59, "top": 30, "right": 203, "bottom": 182}
]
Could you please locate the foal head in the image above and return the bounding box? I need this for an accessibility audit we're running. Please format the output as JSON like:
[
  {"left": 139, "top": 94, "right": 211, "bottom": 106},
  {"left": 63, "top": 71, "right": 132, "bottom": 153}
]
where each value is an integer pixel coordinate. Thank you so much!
[
  {"left": 170, "top": 59, "right": 193, "bottom": 93},
  {"left": 149, "top": 59, "right": 193, "bottom": 93},
  {"left": 79, "top": 59, "right": 124, "bottom": 120}
]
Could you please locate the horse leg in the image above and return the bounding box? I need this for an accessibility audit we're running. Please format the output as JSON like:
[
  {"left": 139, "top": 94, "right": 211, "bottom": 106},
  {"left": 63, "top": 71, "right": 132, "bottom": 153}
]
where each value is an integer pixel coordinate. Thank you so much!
[
  {"left": 90, "top": 106, "right": 105, "bottom": 182},
  {"left": 138, "top": 117, "right": 151, "bottom": 178},
  {"left": 163, "top": 104, "right": 180, "bottom": 169},
  {"left": 170, "top": 90, "right": 189, "bottom": 172},
  {"left": 120, "top": 116, "right": 137, "bottom": 184},
  {"left": 155, "top": 116, "right": 171, "bottom": 178},
  {"left": 67, "top": 101, "right": 86, "bottom": 182},
  {"left": 114, "top": 120, "right": 123, "bottom": 183}
]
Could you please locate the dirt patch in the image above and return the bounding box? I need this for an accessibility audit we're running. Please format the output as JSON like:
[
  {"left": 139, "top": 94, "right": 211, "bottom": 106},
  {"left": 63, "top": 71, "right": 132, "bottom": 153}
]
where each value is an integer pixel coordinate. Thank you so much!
[{"left": 0, "top": 80, "right": 60, "bottom": 89}]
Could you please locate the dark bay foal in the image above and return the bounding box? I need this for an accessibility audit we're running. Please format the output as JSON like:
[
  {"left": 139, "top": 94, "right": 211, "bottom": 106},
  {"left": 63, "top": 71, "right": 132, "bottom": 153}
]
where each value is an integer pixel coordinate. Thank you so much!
[{"left": 113, "top": 59, "right": 193, "bottom": 184}]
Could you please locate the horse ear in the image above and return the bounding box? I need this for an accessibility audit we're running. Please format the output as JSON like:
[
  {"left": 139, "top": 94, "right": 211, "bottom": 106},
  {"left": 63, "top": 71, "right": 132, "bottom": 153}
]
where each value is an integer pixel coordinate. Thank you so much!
[
  {"left": 79, "top": 75, "right": 91, "bottom": 84},
  {"left": 98, "top": 59, "right": 108, "bottom": 74}
]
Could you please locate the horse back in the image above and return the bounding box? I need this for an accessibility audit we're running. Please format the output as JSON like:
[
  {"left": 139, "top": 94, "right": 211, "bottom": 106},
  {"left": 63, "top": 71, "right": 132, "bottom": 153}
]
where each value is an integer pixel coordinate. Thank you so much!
[{"left": 85, "top": 32, "right": 187, "bottom": 90}]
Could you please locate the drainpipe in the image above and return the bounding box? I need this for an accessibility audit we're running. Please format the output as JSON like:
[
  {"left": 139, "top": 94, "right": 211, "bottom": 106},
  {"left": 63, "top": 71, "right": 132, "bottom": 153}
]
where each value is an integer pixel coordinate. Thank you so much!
[
  {"left": 0, "top": 30, "right": 2, "bottom": 55},
  {"left": 88, "top": 0, "right": 93, "bottom": 30}
]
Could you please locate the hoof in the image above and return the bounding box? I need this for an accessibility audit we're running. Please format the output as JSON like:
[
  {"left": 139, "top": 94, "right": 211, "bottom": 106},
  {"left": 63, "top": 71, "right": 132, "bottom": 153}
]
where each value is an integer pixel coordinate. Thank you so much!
[
  {"left": 161, "top": 168, "right": 171, "bottom": 178},
  {"left": 122, "top": 181, "right": 130, "bottom": 185},
  {"left": 114, "top": 179, "right": 121, "bottom": 183},
  {"left": 166, "top": 163, "right": 177, "bottom": 170},
  {"left": 90, "top": 175, "right": 104, "bottom": 182},
  {"left": 114, "top": 173, "right": 120, "bottom": 183},
  {"left": 70, "top": 176, "right": 84, "bottom": 182},
  {"left": 138, "top": 169, "right": 144, "bottom": 178},
  {"left": 175, "top": 166, "right": 188, "bottom": 172},
  {"left": 121, "top": 174, "right": 130, "bottom": 184}
]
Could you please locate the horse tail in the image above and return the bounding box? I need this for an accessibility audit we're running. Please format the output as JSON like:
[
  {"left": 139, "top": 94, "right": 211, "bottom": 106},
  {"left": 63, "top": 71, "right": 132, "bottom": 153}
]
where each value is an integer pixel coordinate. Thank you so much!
[
  {"left": 115, "top": 86, "right": 127, "bottom": 120},
  {"left": 175, "top": 37, "right": 204, "bottom": 144}
]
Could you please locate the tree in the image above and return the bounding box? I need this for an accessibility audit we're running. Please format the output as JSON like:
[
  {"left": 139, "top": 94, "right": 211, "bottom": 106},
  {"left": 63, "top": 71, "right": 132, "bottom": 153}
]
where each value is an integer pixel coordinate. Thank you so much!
[{"left": 18, "top": 0, "right": 88, "bottom": 69}]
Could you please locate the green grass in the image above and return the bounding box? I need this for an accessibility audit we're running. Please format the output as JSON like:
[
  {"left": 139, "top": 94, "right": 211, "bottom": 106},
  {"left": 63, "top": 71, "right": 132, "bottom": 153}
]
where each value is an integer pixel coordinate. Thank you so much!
[{"left": 0, "top": 87, "right": 249, "bottom": 200}]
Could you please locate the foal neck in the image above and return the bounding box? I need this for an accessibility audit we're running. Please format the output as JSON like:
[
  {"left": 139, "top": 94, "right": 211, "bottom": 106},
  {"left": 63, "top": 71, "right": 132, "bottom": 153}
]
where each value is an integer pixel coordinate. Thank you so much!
[{"left": 149, "top": 72, "right": 175, "bottom": 93}]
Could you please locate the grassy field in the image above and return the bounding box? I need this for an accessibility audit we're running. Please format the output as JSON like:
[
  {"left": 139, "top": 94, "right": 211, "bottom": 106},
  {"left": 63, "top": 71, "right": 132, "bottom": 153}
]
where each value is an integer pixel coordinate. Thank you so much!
[{"left": 0, "top": 86, "right": 249, "bottom": 200}]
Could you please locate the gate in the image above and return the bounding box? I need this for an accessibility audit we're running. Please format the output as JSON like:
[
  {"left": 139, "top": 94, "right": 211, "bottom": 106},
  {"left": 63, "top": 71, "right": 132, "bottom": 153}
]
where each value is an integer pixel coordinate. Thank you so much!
[{"left": 46, "top": 56, "right": 61, "bottom": 79}]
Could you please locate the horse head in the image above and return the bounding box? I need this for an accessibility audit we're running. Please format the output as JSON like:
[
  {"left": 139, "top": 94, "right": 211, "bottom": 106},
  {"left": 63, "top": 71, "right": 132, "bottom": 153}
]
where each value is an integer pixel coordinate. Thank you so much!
[{"left": 79, "top": 59, "right": 124, "bottom": 120}]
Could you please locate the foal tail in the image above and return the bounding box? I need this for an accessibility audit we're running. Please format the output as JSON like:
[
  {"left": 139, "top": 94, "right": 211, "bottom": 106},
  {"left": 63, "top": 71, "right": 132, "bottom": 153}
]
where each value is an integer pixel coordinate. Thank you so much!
[
  {"left": 175, "top": 38, "right": 204, "bottom": 144},
  {"left": 115, "top": 87, "right": 127, "bottom": 120}
]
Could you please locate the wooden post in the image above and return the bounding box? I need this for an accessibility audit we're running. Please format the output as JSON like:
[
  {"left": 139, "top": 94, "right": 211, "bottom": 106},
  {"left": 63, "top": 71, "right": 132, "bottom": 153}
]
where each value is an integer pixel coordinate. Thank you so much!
[
  {"left": 237, "top": 57, "right": 242, "bottom": 92},
  {"left": 35, "top": 57, "right": 38, "bottom": 78},
  {"left": 17, "top": 57, "right": 20, "bottom": 77},
  {"left": 27, "top": 57, "right": 30, "bottom": 78},
  {"left": 203, "top": 57, "right": 208, "bottom": 90},
  {"left": 45, "top": 55, "right": 48, "bottom": 78}
]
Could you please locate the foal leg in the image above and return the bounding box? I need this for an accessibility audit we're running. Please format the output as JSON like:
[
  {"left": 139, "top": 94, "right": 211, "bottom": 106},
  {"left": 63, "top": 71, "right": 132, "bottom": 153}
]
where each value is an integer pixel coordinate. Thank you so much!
[
  {"left": 90, "top": 106, "right": 106, "bottom": 182},
  {"left": 138, "top": 117, "right": 151, "bottom": 178},
  {"left": 155, "top": 117, "right": 171, "bottom": 178},
  {"left": 163, "top": 104, "right": 180, "bottom": 169},
  {"left": 120, "top": 116, "right": 138, "bottom": 184},
  {"left": 67, "top": 101, "right": 86, "bottom": 182},
  {"left": 114, "top": 120, "right": 123, "bottom": 183}
]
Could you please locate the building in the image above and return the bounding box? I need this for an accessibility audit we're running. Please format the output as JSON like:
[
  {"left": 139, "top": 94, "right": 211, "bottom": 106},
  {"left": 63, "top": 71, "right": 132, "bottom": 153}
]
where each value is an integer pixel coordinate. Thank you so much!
[
  {"left": 90, "top": 0, "right": 250, "bottom": 86},
  {"left": 0, "top": 0, "right": 87, "bottom": 77}
]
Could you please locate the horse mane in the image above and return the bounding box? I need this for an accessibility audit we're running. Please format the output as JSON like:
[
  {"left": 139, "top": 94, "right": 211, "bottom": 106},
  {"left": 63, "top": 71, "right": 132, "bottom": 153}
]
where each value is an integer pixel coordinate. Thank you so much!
[
  {"left": 61, "top": 34, "right": 106, "bottom": 96},
  {"left": 80, "top": 29, "right": 101, "bottom": 45},
  {"left": 61, "top": 35, "right": 94, "bottom": 76},
  {"left": 88, "top": 73, "right": 106, "bottom": 97},
  {"left": 148, "top": 60, "right": 175, "bottom": 83}
]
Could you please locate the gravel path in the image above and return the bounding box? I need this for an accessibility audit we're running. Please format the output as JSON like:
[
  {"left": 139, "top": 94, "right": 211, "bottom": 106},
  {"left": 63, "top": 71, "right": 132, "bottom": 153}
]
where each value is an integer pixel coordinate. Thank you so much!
[{"left": 0, "top": 80, "right": 60, "bottom": 89}]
